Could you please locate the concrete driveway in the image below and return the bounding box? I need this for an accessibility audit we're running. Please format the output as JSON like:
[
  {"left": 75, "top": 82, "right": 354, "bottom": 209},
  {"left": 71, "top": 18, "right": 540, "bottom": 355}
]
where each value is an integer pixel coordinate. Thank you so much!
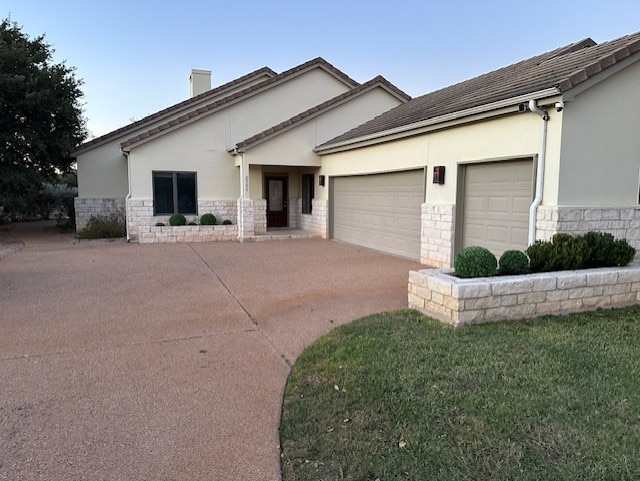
[{"left": 0, "top": 222, "right": 420, "bottom": 480}]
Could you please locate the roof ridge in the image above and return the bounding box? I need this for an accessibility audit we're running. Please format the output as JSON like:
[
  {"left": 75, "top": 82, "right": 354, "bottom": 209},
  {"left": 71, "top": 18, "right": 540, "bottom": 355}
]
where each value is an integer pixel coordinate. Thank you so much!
[
  {"left": 232, "top": 75, "right": 410, "bottom": 151},
  {"left": 75, "top": 66, "right": 276, "bottom": 153},
  {"left": 120, "top": 58, "right": 363, "bottom": 149}
]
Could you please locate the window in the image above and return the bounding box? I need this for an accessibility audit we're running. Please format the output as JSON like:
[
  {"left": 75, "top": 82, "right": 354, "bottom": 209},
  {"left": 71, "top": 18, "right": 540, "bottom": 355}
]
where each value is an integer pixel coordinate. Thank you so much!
[
  {"left": 301, "top": 173, "right": 314, "bottom": 214},
  {"left": 153, "top": 171, "right": 197, "bottom": 215}
]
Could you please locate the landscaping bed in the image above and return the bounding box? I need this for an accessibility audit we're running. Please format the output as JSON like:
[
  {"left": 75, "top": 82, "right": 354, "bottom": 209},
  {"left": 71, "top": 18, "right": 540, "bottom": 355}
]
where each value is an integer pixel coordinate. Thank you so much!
[
  {"left": 280, "top": 308, "right": 640, "bottom": 480},
  {"left": 409, "top": 265, "right": 640, "bottom": 325}
]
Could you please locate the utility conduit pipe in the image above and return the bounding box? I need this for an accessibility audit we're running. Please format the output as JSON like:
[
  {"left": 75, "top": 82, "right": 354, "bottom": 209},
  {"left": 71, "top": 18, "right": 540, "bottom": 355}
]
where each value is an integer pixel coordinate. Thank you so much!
[{"left": 528, "top": 99, "right": 549, "bottom": 246}]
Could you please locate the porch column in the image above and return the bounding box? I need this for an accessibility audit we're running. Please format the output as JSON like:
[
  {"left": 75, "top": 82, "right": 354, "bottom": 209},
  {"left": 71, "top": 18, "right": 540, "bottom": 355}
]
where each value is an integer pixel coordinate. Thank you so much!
[{"left": 237, "top": 154, "right": 254, "bottom": 240}]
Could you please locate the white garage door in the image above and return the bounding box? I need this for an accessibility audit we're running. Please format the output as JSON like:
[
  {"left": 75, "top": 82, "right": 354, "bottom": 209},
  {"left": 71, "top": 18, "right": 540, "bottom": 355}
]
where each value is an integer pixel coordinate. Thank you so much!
[
  {"left": 461, "top": 159, "right": 533, "bottom": 257},
  {"left": 332, "top": 170, "right": 424, "bottom": 260}
]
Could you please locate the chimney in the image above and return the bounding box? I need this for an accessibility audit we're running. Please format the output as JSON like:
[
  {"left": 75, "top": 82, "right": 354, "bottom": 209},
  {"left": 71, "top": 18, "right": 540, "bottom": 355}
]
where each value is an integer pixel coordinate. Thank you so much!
[{"left": 189, "top": 69, "right": 211, "bottom": 97}]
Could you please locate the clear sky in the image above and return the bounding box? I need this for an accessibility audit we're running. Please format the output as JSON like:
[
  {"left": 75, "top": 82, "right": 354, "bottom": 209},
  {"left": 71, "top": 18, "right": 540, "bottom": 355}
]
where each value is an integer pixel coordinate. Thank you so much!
[{"left": 4, "top": 0, "right": 640, "bottom": 138}]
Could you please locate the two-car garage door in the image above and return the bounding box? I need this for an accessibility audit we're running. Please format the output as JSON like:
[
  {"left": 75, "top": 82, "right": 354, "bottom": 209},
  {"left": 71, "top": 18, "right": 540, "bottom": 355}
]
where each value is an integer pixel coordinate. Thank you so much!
[{"left": 331, "top": 170, "right": 424, "bottom": 260}]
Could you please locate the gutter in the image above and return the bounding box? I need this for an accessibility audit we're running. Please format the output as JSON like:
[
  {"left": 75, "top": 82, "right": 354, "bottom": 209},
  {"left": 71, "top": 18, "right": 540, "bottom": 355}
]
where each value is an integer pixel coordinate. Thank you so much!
[
  {"left": 527, "top": 99, "right": 550, "bottom": 246},
  {"left": 124, "top": 151, "right": 132, "bottom": 242},
  {"left": 314, "top": 88, "right": 560, "bottom": 154}
]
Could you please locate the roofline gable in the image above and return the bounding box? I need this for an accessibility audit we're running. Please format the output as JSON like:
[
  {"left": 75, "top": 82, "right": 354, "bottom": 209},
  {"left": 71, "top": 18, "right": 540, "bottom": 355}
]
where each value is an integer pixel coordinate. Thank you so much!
[
  {"left": 230, "top": 76, "right": 411, "bottom": 153},
  {"left": 120, "top": 58, "right": 361, "bottom": 151},
  {"left": 74, "top": 66, "right": 277, "bottom": 155}
]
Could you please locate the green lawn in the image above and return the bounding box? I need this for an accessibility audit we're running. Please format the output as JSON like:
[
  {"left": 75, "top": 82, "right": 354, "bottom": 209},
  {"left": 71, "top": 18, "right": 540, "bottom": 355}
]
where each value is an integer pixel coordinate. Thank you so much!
[{"left": 280, "top": 308, "right": 640, "bottom": 480}]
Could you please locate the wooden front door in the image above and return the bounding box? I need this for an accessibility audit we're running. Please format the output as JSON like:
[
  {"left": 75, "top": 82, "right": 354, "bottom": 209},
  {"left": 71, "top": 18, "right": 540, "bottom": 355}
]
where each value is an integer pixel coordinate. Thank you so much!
[{"left": 265, "top": 176, "right": 288, "bottom": 228}]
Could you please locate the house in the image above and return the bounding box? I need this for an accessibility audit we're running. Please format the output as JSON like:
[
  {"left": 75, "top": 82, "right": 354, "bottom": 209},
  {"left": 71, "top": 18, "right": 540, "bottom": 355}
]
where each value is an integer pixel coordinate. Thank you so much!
[
  {"left": 76, "top": 31, "right": 640, "bottom": 267},
  {"left": 73, "top": 58, "right": 411, "bottom": 241},
  {"left": 313, "top": 31, "right": 640, "bottom": 265}
]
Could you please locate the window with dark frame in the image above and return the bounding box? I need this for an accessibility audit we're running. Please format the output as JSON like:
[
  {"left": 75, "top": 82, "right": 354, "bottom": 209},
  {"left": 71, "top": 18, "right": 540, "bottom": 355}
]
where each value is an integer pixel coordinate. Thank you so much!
[
  {"left": 301, "top": 173, "right": 314, "bottom": 214},
  {"left": 153, "top": 171, "right": 197, "bottom": 215}
]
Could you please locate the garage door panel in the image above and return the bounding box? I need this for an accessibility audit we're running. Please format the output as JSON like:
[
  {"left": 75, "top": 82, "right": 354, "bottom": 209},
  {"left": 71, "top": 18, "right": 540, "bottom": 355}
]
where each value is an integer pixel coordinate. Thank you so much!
[
  {"left": 332, "top": 170, "right": 423, "bottom": 260},
  {"left": 462, "top": 159, "right": 533, "bottom": 257}
]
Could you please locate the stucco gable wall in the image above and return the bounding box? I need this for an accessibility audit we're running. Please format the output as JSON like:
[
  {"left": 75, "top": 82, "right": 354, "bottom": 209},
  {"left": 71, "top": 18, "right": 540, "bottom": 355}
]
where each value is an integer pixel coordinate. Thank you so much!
[
  {"left": 245, "top": 87, "right": 404, "bottom": 169},
  {"left": 228, "top": 69, "right": 352, "bottom": 142},
  {"left": 76, "top": 142, "right": 128, "bottom": 198},
  {"left": 558, "top": 59, "right": 640, "bottom": 206}
]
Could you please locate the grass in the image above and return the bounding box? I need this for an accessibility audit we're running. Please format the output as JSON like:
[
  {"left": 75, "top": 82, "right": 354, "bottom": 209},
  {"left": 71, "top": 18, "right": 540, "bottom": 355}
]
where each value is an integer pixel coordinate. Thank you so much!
[{"left": 280, "top": 308, "right": 640, "bottom": 480}]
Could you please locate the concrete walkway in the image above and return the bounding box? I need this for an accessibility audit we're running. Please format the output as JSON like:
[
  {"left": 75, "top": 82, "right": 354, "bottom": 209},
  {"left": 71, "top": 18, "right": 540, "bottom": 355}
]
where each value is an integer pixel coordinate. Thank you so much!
[{"left": 0, "top": 221, "right": 420, "bottom": 480}]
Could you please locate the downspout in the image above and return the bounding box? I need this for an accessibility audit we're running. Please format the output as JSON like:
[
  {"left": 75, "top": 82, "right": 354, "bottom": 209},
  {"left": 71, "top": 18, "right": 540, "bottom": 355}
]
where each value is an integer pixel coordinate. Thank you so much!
[
  {"left": 124, "top": 151, "right": 132, "bottom": 242},
  {"left": 238, "top": 151, "right": 245, "bottom": 241},
  {"left": 527, "top": 99, "right": 549, "bottom": 245}
]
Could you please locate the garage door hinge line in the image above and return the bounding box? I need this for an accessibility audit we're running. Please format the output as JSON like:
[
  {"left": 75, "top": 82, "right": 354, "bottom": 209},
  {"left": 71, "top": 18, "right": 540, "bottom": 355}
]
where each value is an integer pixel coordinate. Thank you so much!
[{"left": 188, "top": 244, "right": 291, "bottom": 367}]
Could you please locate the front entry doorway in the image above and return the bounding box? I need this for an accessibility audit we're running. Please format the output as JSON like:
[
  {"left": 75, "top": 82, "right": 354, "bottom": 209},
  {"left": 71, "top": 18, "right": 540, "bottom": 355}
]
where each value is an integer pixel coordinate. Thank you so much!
[{"left": 265, "top": 175, "right": 288, "bottom": 228}]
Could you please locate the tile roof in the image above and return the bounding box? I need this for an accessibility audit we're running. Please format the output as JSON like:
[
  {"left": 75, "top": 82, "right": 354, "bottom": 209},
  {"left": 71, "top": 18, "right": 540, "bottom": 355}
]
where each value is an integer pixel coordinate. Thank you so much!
[
  {"left": 232, "top": 75, "right": 411, "bottom": 152},
  {"left": 317, "top": 31, "right": 640, "bottom": 151},
  {"left": 120, "top": 57, "right": 360, "bottom": 150},
  {"left": 74, "top": 67, "right": 277, "bottom": 155}
]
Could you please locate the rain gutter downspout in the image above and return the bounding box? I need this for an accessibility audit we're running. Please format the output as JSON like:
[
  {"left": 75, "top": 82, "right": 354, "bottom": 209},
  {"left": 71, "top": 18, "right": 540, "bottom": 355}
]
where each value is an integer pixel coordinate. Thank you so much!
[
  {"left": 124, "top": 151, "right": 132, "bottom": 242},
  {"left": 528, "top": 99, "right": 549, "bottom": 246}
]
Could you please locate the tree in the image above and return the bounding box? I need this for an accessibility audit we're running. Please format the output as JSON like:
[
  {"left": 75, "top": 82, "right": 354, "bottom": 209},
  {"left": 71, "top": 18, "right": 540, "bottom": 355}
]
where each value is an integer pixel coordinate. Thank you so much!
[{"left": 0, "top": 19, "right": 87, "bottom": 217}]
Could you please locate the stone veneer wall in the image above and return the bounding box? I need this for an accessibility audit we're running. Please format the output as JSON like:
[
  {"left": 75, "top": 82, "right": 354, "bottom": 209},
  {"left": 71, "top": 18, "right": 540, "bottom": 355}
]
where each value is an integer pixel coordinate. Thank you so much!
[
  {"left": 408, "top": 266, "right": 640, "bottom": 326},
  {"left": 138, "top": 225, "right": 237, "bottom": 244},
  {"left": 537, "top": 206, "right": 640, "bottom": 257},
  {"left": 126, "top": 198, "right": 237, "bottom": 241},
  {"left": 296, "top": 199, "right": 328, "bottom": 237},
  {"left": 74, "top": 197, "right": 125, "bottom": 231},
  {"left": 421, "top": 203, "right": 455, "bottom": 268},
  {"left": 254, "top": 199, "right": 267, "bottom": 235}
]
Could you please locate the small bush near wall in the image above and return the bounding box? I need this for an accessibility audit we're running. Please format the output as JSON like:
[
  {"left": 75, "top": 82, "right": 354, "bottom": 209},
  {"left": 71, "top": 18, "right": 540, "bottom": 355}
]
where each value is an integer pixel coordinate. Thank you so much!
[
  {"left": 200, "top": 213, "right": 217, "bottom": 225},
  {"left": 454, "top": 246, "right": 497, "bottom": 278},
  {"left": 169, "top": 214, "right": 186, "bottom": 226},
  {"left": 78, "top": 214, "right": 126, "bottom": 239},
  {"left": 498, "top": 250, "right": 530, "bottom": 275},
  {"left": 222, "top": 219, "right": 232, "bottom": 225}
]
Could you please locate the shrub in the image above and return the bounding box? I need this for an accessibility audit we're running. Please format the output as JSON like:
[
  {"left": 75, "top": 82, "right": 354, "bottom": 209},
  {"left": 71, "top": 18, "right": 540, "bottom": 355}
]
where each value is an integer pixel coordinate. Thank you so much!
[
  {"left": 580, "top": 231, "right": 635, "bottom": 268},
  {"left": 169, "top": 213, "right": 186, "bottom": 226},
  {"left": 78, "top": 214, "right": 125, "bottom": 239},
  {"left": 526, "top": 233, "right": 589, "bottom": 272},
  {"left": 188, "top": 221, "right": 197, "bottom": 226},
  {"left": 610, "top": 238, "right": 636, "bottom": 266},
  {"left": 454, "top": 246, "right": 497, "bottom": 278},
  {"left": 200, "top": 213, "right": 217, "bottom": 225},
  {"left": 155, "top": 222, "right": 165, "bottom": 227},
  {"left": 222, "top": 219, "right": 232, "bottom": 225},
  {"left": 498, "top": 250, "right": 530, "bottom": 275}
]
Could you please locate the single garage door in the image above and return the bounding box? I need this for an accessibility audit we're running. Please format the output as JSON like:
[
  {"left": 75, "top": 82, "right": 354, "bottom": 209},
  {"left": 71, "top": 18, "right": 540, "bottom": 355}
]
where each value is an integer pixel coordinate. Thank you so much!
[
  {"left": 332, "top": 170, "right": 424, "bottom": 260},
  {"left": 461, "top": 159, "right": 533, "bottom": 257}
]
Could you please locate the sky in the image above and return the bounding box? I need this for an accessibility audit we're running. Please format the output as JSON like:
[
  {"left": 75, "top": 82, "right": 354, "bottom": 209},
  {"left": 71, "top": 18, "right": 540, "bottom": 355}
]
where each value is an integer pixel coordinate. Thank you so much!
[{"left": 3, "top": 0, "right": 640, "bottom": 139}]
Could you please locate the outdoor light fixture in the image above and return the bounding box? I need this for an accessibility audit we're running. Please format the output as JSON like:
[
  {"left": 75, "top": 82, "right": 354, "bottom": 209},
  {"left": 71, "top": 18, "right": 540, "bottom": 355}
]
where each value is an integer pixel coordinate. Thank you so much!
[
  {"left": 319, "top": 175, "right": 325, "bottom": 186},
  {"left": 433, "top": 166, "right": 445, "bottom": 184}
]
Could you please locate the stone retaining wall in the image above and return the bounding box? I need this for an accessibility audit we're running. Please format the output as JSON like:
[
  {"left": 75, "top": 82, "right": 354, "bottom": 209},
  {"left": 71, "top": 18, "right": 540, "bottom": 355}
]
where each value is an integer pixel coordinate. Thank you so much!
[
  {"left": 75, "top": 197, "right": 125, "bottom": 231},
  {"left": 408, "top": 265, "right": 640, "bottom": 326},
  {"left": 138, "top": 225, "right": 237, "bottom": 244}
]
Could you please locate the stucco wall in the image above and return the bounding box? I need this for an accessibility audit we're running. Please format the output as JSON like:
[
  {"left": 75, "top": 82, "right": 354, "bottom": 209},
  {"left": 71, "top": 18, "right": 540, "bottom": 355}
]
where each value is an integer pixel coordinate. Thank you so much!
[
  {"left": 319, "top": 110, "right": 562, "bottom": 206},
  {"left": 558, "top": 60, "right": 640, "bottom": 206},
  {"left": 76, "top": 142, "right": 128, "bottom": 198}
]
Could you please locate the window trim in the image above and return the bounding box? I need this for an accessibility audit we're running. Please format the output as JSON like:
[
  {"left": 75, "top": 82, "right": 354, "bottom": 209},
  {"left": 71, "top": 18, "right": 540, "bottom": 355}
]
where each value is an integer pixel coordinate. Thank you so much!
[
  {"left": 152, "top": 170, "right": 198, "bottom": 215},
  {"left": 301, "top": 173, "right": 314, "bottom": 215}
]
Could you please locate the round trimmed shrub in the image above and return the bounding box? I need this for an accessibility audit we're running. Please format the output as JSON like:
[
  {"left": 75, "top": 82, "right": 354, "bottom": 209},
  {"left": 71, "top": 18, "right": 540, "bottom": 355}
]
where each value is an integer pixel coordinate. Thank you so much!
[
  {"left": 498, "top": 250, "right": 530, "bottom": 275},
  {"left": 454, "top": 246, "right": 497, "bottom": 278},
  {"left": 155, "top": 222, "right": 165, "bottom": 227},
  {"left": 200, "top": 213, "right": 217, "bottom": 225},
  {"left": 222, "top": 219, "right": 232, "bottom": 225},
  {"left": 169, "top": 213, "right": 186, "bottom": 226},
  {"left": 187, "top": 221, "right": 198, "bottom": 226}
]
